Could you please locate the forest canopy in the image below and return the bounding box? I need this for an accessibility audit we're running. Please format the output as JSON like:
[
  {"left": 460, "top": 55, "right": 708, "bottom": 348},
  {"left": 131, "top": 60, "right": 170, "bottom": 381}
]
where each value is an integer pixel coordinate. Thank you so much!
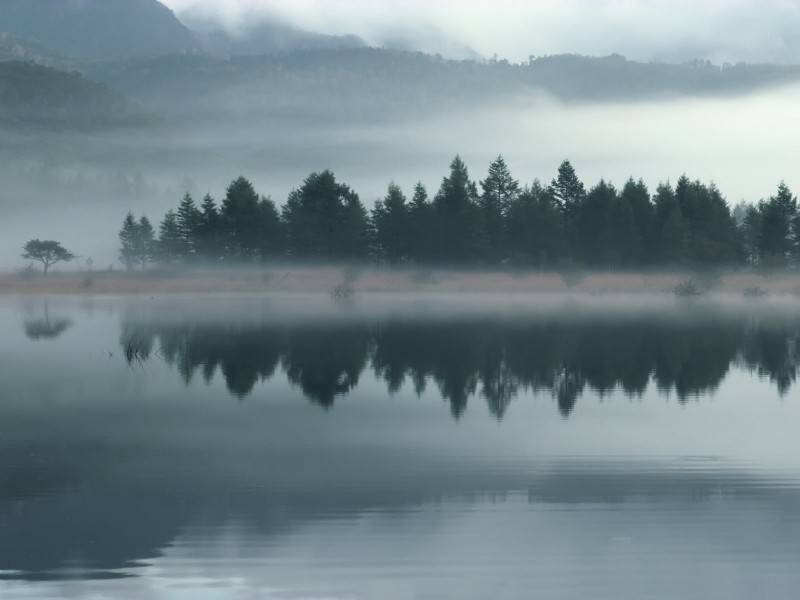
[{"left": 119, "top": 156, "right": 797, "bottom": 270}]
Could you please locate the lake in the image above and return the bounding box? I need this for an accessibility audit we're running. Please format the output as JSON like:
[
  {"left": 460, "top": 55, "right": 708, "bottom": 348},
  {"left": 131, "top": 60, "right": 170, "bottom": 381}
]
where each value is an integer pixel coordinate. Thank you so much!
[{"left": 2, "top": 293, "right": 800, "bottom": 599}]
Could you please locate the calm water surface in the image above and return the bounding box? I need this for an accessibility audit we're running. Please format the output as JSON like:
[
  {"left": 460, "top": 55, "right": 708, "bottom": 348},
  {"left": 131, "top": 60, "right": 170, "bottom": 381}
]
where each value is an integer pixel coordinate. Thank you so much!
[{"left": 2, "top": 293, "right": 800, "bottom": 599}]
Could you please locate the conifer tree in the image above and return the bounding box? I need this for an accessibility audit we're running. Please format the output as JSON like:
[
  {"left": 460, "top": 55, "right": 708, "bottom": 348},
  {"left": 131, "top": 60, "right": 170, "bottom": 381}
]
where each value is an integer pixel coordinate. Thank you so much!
[
  {"left": 221, "top": 177, "right": 264, "bottom": 259},
  {"left": 119, "top": 212, "right": 139, "bottom": 270},
  {"left": 620, "top": 178, "right": 653, "bottom": 264},
  {"left": 408, "top": 182, "right": 433, "bottom": 263},
  {"left": 196, "top": 194, "right": 222, "bottom": 262},
  {"left": 479, "top": 155, "right": 519, "bottom": 262},
  {"left": 549, "top": 160, "right": 586, "bottom": 217},
  {"left": 507, "top": 180, "right": 564, "bottom": 265},
  {"left": 433, "top": 156, "right": 480, "bottom": 263},
  {"left": 760, "top": 182, "right": 797, "bottom": 267},
  {"left": 176, "top": 193, "right": 202, "bottom": 259},
  {"left": 282, "top": 170, "right": 369, "bottom": 260},
  {"left": 372, "top": 182, "right": 411, "bottom": 264},
  {"left": 157, "top": 211, "right": 183, "bottom": 263},
  {"left": 137, "top": 217, "right": 155, "bottom": 268}
]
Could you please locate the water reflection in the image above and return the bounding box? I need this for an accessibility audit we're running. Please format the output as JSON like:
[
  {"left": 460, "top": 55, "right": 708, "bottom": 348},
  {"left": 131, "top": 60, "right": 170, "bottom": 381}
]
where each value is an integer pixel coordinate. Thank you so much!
[
  {"left": 22, "top": 302, "right": 73, "bottom": 341},
  {"left": 121, "top": 311, "right": 800, "bottom": 417},
  {"left": 6, "top": 297, "right": 800, "bottom": 596}
]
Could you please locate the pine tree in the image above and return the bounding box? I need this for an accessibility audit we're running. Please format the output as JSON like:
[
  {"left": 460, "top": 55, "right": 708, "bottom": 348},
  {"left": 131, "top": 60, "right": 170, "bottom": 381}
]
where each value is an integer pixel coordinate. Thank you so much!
[
  {"left": 654, "top": 183, "right": 686, "bottom": 264},
  {"left": 221, "top": 177, "right": 263, "bottom": 259},
  {"left": 620, "top": 178, "right": 653, "bottom": 264},
  {"left": 176, "top": 193, "right": 202, "bottom": 259},
  {"left": 575, "top": 180, "right": 618, "bottom": 266},
  {"left": 507, "top": 180, "right": 564, "bottom": 266},
  {"left": 549, "top": 160, "right": 586, "bottom": 262},
  {"left": 479, "top": 155, "right": 519, "bottom": 262},
  {"left": 740, "top": 203, "right": 762, "bottom": 266},
  {"left": 256, "top": 196, "right": 283, "bottom": 259},
  {"left": 282, "top": 170, "right": 369, "bottom": 260},
  {"left": 136, "top": 216, "right": 155, "bottom": 269},
  {"left": 196, "top": 194, "right": 222, "bottom": 262},
  {"left": 372, "top": 182, "right": 411, "bottom": 264},
  {"left": 549, "top": 160, "right": 586, "bottom": 217},
  {"left": 760, "top": 182, "right": 797, "bottom": 267},
  {"left": 157, "top": 211, "right": 183, "bottom": 264},
  {"left": 408, "top": 182, "right": 433, "bottom": 263},
  {"left": 433, "top": 156, "right": 480, "bottom": 263},
  {"left": 119, "top": 212, "right": 139, "bottom": 270}
]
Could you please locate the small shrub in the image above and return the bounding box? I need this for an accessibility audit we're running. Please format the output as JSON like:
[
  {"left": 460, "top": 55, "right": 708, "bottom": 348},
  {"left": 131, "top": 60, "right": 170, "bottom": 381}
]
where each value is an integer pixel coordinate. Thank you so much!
[
  {"left": 410, "top": 269, "right": 436, "bottom": 284},
  {"left": 743, "top": 286, "right": 768, "bottom": 299},
  {"left": 560, "top": 267, "right": 585, "bottom": 290},
  {"left": 674, "top": 279, "right": 702, "bottom": 298}
]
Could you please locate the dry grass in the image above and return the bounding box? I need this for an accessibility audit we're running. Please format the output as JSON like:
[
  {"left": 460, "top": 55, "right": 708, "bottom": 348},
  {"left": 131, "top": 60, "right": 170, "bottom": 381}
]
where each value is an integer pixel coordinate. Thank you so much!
[{"left": 1, "top": 266, "right": 799, "bottom": 297}]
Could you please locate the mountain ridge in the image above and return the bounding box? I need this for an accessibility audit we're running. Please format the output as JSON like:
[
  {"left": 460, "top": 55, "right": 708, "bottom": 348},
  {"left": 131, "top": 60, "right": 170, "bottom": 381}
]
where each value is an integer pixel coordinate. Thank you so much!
[{"left": 0, "top": 0, "right": 199, "bottom": 60}]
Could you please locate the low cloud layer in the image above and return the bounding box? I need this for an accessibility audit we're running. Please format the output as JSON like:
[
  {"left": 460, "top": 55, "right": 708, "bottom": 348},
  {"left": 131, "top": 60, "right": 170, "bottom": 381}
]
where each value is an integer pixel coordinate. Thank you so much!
[{"left": 162, "top": 0, "right": 800, "bottom": 63}]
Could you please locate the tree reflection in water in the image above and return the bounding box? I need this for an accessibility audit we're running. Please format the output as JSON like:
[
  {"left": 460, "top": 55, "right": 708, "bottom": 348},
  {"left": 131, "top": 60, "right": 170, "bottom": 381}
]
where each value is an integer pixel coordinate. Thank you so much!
[{"left": 120, "top": 312, "right": 800, "bottom": 417}]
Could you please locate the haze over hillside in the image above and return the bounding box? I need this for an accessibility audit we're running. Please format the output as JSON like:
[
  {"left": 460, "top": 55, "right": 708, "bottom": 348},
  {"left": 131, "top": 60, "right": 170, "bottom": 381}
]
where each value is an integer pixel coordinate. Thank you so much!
[
  {"left": 0, "top": 0, "right": 198, "bottom": 60},
  {"left": 3, "top": 0, "right": 800, "bottom": 268}
]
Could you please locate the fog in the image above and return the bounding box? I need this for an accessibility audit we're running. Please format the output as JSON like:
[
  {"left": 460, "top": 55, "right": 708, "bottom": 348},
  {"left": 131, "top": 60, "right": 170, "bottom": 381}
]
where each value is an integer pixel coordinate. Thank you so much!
[
  {"left": 3, "top": 80, "right": 800, "bottom": 269},
  {"left": 163, "top": 0, "right": 800, "bottom": 64}
]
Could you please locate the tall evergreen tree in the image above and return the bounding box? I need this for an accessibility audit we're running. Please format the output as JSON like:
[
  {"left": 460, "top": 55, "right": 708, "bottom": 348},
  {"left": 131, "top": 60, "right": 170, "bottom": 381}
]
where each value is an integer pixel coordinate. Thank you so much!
[
  {"left": 611, "top": 191, "right": 640, "bottom": 266},
  {"left": 137, "top": 217, "right": 156, "bottom": 268},
  {"left": 157, "top": 211, "right": 183, "bottom": 263},
  {"left": 433, "top": 156, "right": 480, "bottom": 263},
  {"left": 575, "top": 180, "right": 619, "bottom": 266},
  {"left": 282, "top": 170, "right": 369, "bottom": 260},
  {"left": 549, "top": 160, "right": 586, "bottom": 217},
  {"left": 408, "top": 182, "right": 434, "bottom": 263},
  {"left": 507, "top": 180, "right": 565, "bottom": 265},
  {"left": 549, "top": 160, "right": 586, "bottom": 261},
  {"left": 674, "top": 176, "right": 738, "bottom": 264},
  {"left": 119, "top": 212, "right": 139, "bottom": 270},
  {"left": 479, "top": 155, "right": 519, "bottom": 262},
  {"left": 372, "top": 182, "right": 412, "bottom": 264},
  {"left": 221, "top": 177, "right": 267, "bottom": 260},
  {"left": 176, "top": 193, "right": 202, "bottom": 259},
  {"left": 620, "top": 178, "right": 653, "bottom": 264},
  {"left": 759, "top": 182, "right": 797, "bottom": 267},
  {"left": 256, "top": 196, "right": 284, "bottom": 259},
  {"left": 739, "top": 203, "right": 762, "bottom": 266},
  {"left": 653, "top": 182, "right": 687, "bottom": 265},
  {"left": 196, "top": 194, "right": 223, "bottom": 262}
]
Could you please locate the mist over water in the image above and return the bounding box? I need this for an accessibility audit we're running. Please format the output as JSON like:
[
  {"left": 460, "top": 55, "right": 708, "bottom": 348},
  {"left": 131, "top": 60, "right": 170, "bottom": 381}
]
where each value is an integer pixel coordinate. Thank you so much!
[
  {"left": 4, "top": 84, "right": 800, "bottom": 269},
  {"left": 3, "top": 295, "right": 800, "bottom": 598},
  {"left": 5, "top": 2, "right": 800, "bottom": 597}
]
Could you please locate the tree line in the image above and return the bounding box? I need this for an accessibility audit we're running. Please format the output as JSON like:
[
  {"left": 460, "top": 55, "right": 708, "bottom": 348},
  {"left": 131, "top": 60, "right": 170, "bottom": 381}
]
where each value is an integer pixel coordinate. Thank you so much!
[{"left": 119, "top": 156, "right": 800, "bottom": 269}]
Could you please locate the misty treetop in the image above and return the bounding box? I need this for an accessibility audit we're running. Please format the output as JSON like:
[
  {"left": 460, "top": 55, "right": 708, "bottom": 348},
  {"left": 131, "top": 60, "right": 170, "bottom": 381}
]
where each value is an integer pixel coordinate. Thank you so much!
[{"left": 120, "top": 156, "right": 793, "bottom": 269}]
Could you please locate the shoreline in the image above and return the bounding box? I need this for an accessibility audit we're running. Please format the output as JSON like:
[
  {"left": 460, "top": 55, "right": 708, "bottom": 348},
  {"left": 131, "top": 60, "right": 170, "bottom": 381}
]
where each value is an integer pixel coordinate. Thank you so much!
[{"left": 2, "top": 266, "right": 800, "bottom": 296}]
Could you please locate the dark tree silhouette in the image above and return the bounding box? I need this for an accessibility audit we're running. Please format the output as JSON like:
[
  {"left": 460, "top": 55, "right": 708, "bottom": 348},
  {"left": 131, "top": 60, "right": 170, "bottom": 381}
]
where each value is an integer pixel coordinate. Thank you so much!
[
  {"left": 433, "top": 155, "right": 480, "bottom": 263},
  {"left": 372, "top": 182, "right": 412, "bottom": 264},
  {"left": 115, "top": 157, "right": 758, "bottom": 270},
  {"left": 282, "top": 170, "right": 369, "bottom": 260},
  {"left": 479, "top": 155, "right": 519, "bottom": 262},
  {"left": 22, "top": 240, "right": 75, "bottom": 274}
]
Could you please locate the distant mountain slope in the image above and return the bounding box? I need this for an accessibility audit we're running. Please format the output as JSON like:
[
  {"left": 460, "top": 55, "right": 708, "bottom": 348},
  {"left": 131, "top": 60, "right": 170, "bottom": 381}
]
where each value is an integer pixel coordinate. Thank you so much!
[
  {"left": 0, "top": 0, "right": 198, "bottom": 60},
  {"left": 85, "top": 49, "right": 800, "bottom": 125},
  {"left": 0, "top": 32, "right": 72, "bottom": 67},
  {"left": 180, "top": 13, "right": 365, "bottom": 57},
  {"left": 0, "top": 61, "right": 149, "bottom": 129}
]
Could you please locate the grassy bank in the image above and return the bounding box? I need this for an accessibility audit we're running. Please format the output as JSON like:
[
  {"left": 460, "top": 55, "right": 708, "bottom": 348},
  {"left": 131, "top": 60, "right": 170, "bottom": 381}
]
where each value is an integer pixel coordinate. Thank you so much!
[{"left": 2, "top": 266, "right": 800, "bottom": 296}]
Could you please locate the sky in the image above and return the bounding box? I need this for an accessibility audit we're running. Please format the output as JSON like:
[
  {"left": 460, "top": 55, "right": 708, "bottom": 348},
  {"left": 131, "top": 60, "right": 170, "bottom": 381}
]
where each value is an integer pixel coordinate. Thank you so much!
[{"left": 161, "top": 0, "right": 800, "bottom": 63}]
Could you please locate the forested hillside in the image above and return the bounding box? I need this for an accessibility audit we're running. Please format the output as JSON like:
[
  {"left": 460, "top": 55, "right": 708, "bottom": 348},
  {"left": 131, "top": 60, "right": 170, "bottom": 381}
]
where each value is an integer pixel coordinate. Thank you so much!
[
  {"left": 86, "top": 49, "right": 800, "bottom": 124},
  {"left": 0, "top": 62, "right": 148, "bottom": 130},
  {"left": 0, "top": 0, "right": 198, "bottom": 60}
]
